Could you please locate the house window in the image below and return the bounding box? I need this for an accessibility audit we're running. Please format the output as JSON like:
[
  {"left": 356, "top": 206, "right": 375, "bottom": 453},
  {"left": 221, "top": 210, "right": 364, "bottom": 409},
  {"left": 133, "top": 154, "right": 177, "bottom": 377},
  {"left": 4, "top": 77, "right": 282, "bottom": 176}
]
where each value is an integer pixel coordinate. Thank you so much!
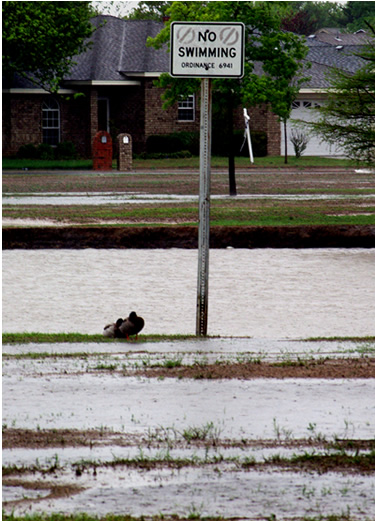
[
  {"left": 178, "top": 95, "right": 195, "bottom": 121},
  {"left": 292, "top": 100, "right": 320, "bottom": 110},
  {"left": 42, "top": 98, "right": 60, "bottom": 145},
  {"left": 98, "top": 97, "right": 109, "bottom": 132}
]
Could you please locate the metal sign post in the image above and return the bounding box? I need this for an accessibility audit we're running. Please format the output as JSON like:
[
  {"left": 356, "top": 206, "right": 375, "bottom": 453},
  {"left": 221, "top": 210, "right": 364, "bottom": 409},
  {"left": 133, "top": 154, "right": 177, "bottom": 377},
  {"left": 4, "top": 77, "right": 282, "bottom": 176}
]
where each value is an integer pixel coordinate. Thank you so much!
[
  {"left": 170, "top": 21, "right": 244, "bottom": 336},
  {"left": 196, "top": 77, "right": 212, "bottom": 336}
]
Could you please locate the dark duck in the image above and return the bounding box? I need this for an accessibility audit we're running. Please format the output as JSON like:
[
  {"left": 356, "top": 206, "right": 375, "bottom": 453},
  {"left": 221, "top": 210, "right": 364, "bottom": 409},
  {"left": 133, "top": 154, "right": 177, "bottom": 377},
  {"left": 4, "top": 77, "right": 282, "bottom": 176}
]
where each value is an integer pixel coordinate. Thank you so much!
[
  {"left": 119, "top": 311, "right": 145, "bottom": 340},
  {"left": 103, "top": 318, "right": 124, "bottom": 338}
]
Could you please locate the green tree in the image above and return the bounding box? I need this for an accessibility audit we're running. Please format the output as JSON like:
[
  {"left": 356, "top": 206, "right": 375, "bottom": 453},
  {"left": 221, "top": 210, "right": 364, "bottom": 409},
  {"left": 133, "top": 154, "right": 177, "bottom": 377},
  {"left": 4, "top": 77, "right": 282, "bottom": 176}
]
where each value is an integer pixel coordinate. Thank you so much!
[
  {"left": 2, "top": 1, "right": 94, "bottom": 93},
  {"left": 306, "top": 24, "right": 375, "bottom": 165},
  {"left": 280, "top": 1, "right": 347, "bottom": 35},
  {"left": 125, "top": 1, "right": 171, "bottom": 20},
  {"left": 149, "top": 1, "right": 308, "bottom": 188},
  {"left": 343, "top": 1, "right": 375, "bottom": 32}
]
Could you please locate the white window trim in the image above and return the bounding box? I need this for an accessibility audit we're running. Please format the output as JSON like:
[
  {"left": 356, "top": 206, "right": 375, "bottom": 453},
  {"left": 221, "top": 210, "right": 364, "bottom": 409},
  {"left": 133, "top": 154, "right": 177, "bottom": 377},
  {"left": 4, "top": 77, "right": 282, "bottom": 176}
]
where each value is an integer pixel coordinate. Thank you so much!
[
  {"left": 42, "top": 98, "right": 60, "bottom": 146},
  {"left": 178, "top": 94, "right": 195, "bottom": 122}
]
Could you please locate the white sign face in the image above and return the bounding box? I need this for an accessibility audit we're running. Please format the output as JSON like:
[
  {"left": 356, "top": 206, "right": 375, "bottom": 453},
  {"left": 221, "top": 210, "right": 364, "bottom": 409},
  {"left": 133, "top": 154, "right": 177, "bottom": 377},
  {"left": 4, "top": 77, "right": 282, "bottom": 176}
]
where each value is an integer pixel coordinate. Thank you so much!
[{"left": 170, "top": 22, "right": 245, "bottom": 78}]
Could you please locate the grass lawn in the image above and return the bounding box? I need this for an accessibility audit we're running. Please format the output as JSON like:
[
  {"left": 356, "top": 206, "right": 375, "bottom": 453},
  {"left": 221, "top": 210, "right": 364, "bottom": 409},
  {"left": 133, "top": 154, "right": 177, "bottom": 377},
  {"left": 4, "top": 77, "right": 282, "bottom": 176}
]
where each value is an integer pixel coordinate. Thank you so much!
[{"left": 2, "top": 155, "right": 358, "bottom": 171}]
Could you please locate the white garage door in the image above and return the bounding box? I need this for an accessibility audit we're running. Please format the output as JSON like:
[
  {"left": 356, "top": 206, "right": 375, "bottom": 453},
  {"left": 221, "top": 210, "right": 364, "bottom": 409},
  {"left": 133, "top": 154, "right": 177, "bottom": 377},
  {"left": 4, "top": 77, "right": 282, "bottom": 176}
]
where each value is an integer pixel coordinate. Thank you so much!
[{"left": 281, "top": 100, "right": 343, "bottom": 157}]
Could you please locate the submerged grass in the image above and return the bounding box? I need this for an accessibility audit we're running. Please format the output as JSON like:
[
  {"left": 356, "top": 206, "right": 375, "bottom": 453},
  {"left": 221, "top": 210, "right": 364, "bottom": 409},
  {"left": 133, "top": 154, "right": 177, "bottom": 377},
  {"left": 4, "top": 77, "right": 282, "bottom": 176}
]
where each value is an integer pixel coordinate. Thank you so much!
[
  {"left": 3, "top": 333, "right": 374, "bottom": 345},
  {"left": 2, "top": 515, "right": 228, "bottom": 521},
  {"left": 2, "top": 332, "right": 206, "bottom": 344},
  {"left": 305, "top": 336, "right": 375, "bottom": 342},
  {"left": 263, "top": 449, "right": 375, "bottom": 473},
  {"left": 4, "top": 448, "right": 374, "bottom": 477},
  {"left": 1, "top": 515, "right": 359, "bottom": 521}
]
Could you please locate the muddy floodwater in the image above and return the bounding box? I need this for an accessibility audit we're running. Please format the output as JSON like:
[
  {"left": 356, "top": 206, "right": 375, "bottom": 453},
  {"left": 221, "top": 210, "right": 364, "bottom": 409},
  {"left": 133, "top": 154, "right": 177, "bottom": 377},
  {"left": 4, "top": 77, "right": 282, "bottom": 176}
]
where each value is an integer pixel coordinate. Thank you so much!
[
  {"left": 3, "top": 340, "right": 375, "bottom": 519},
  {"left": 3, "top": 248, "right": 375, "bottom": 338},
  {"left": 3, "top": 247, "right": 375, "bottom": 519}
]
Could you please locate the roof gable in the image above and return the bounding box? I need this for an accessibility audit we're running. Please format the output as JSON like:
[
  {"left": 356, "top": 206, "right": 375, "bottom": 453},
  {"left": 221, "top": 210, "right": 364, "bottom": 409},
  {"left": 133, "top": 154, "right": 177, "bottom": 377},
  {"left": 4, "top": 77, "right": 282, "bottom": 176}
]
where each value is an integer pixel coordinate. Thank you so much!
[{"left": 66, "top": 16, "right": 169, "bottom": 82}]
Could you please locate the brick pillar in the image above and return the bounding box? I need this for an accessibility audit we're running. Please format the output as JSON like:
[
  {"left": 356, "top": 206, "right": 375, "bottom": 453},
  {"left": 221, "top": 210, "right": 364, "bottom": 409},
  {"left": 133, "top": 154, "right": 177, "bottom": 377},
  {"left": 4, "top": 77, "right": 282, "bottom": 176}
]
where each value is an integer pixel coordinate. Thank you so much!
[
  {"left": 90, "top": 89, "right": 98, "bottom": 155},
  {"left": 92, "top": 131, "right": 112, "bottom": 170},
  {"left": 117, "top": 133, "right": 132, "bottom": 171},
  {"left": 266, "top": 109, "right": 281, "bottom": 156}
]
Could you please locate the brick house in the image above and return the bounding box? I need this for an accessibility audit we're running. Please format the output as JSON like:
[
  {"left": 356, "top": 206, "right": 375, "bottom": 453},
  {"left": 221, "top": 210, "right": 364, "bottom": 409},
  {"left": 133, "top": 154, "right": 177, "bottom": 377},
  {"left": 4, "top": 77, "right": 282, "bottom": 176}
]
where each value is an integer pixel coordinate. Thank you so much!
[{"left": 2, "top": 16, "right": 369, "bottom": 159}]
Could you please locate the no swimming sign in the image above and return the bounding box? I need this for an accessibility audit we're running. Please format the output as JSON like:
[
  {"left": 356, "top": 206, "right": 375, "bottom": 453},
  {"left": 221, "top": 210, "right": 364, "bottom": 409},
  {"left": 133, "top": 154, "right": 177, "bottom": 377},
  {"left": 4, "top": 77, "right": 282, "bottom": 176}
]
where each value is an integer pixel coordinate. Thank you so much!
[{"left": 170, "top": 22, "right": 245, "bottom": 78}]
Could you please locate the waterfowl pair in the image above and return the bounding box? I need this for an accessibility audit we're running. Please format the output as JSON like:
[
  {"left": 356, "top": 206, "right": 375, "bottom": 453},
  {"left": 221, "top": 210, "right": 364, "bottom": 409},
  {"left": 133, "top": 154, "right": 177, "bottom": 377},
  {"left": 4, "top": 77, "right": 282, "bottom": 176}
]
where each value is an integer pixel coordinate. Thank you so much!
[
  {"left": 103, "top": 318, "right": 124, "bottom": 338},
  {"left": 119, "top": 311, "right": 145, "bottom": 339},
  {"left": 103, "top": 312, "right": 144, "bottom": 340}
]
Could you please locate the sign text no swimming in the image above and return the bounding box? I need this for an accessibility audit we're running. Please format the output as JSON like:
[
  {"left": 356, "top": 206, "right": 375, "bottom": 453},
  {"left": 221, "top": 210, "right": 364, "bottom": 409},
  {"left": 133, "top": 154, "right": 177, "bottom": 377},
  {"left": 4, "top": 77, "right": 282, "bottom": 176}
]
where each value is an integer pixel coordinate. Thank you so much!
[{"left": 170, "top": 22, "right": 245, "bottom": 78}]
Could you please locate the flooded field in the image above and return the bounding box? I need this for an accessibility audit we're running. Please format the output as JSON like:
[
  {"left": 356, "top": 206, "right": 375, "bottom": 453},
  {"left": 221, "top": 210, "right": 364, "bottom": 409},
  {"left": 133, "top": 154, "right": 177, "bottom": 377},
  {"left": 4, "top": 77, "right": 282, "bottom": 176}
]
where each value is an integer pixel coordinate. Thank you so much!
[
  {"left": 3, "top": 248, "right": 375, "bottom": 338},
  {"left": 3, "top": 246, "right": 375, "bottom": 519},
  {"left": 3, "top": 337, "right": 375, "bottom": 519},
  {"left": 5, "top": 191, "right": 374, "bottom": 206}
]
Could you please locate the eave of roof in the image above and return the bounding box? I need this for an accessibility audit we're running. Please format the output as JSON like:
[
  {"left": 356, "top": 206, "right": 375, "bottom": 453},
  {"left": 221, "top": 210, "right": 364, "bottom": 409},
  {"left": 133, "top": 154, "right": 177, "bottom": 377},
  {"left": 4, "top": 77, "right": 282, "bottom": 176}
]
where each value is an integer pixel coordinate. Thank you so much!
[
  {"left": 2, "top": 88, "right": 77, "bottom": 94},
  {"left": 63, "top": 80, "right": 141, "bottom": 86}
]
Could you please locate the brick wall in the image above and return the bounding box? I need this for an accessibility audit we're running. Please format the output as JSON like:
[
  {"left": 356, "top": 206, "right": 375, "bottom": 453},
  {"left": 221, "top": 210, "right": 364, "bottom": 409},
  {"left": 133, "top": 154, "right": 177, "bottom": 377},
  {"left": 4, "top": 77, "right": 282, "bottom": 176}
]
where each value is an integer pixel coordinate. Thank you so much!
[
  {"left": 89, "top": 89, "right": 98, "bottom": 154},
  {"left": 145, "top": 80, "right": 200, "bottom": 141},
  {"left": 2, "top": 94, "right": 43, "bottom": 156},
  {"left": 2, "top": 92, "right": 92, "bottom": 158},
  {"left": 2, "top": 93, "right": 11, "bottom": 154},
  {"left": 2, "top": 85, "right": 281, "bottom": 159},
  {"left": 61, "top": 90, "right": 92, "bottom": 158},
  {"left": 244, "top": 104, "right": 281, "bottom": 156}
]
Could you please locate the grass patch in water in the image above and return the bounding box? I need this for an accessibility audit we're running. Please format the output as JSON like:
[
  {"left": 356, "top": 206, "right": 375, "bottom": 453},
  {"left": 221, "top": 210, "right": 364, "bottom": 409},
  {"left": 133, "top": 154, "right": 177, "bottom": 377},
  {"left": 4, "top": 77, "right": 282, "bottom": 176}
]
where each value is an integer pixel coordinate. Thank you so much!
[
  {"left": 2, "top": 332, "right": 208, "bottom": 344},
  {"left": 1, "top": 515, "right": 357, "bottom": 521},
  {"left": 263, "top": 449, "right": 375, "bottom": 474},
  {"left": 3, "top": 514, "right": 228, "bottom": 521},
  {"left": 304, "top": 336, "right": 375, "bottom": 342}
]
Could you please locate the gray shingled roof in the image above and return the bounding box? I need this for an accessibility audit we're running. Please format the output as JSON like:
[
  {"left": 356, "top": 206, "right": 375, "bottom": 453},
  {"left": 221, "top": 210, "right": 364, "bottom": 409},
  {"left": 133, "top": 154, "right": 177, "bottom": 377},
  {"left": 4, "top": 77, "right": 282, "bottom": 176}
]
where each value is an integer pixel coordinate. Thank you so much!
[
  {"left": 4, "top": 16, "right": 371, "bottom": 90},
  {"left": 66, "top": 16, "right": 169, "bottom": 81},
  {"left": 63, "top": 17, "right": 374, "bottom": 87},
  {"left": 307, "top": 43, "right": 367, "bottom": 74},
  {"left": 297, "top": 33, "right": 370, "bottom": 89},
  {"left": 314, "top": 29, "right": 370, "bottom": 46}
]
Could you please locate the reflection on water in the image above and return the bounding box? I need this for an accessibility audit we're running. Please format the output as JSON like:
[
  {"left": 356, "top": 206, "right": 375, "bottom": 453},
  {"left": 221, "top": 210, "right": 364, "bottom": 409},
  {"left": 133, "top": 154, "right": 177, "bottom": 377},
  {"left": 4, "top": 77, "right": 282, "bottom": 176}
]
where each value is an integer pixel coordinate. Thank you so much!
[{"left": 2, "top": 249, "right": 375, "bottom": 338}]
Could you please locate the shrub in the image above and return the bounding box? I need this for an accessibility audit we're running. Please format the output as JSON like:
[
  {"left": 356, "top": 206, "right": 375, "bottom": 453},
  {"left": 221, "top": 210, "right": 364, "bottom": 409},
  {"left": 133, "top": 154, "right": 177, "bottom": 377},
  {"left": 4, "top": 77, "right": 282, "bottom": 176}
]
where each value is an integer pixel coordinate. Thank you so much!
[
  {"left": 55, "top": 141, "right": 78, "bottom": 160},
  {"left": 136, "top": 150, "right": 193, "bottom": 160},
  {"left": 173, "top": 131, "right": 200, "bottom": 155},
  {"left": 146, "top": 134, "right": 183, "bottom": 154},
  {"left": 17, "top": 141, "right": 78, "bottom": 160},
  {"left": 146, "top": 132, "right": 199, "bottom": 156},
  {"left": 146, "top": 130, "right": 267, "bottom": 158},
  {"left": 212, "top": 130, "right": 267, "bottom": 157},
  {"left": 37, "top": 143, "right": 54, "bottom": 160},
  {"left": 290, "top": 129, "right": 309, "bottom": 158},
  {"left": 17, "top": 144, "right": 39, "bottom": 159}
]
